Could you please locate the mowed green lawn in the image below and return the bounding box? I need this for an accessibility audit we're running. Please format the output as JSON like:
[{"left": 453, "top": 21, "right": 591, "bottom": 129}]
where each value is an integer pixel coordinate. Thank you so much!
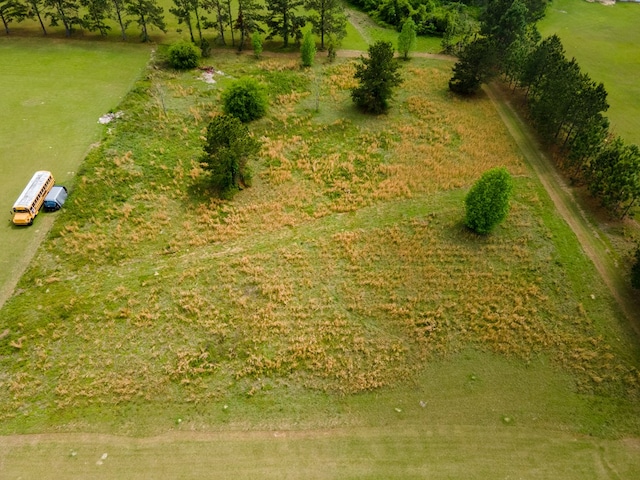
[
  {"left": 1, "top": 426, "right": 638, "bottom": 479},
  {"left": 539, "top": 0, "right": 640, "bottom": 145},
  {"left": 1, "top": 352, "right": 639, "bottom": 479},
  {"left": 0, "top": 38, "right": 150, "bottom": 305}
]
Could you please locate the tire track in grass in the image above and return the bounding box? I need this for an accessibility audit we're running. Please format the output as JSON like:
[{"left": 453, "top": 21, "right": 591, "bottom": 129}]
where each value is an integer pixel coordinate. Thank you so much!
[{"left": 484, "top": 81, "right": 640, "bottom": 336}]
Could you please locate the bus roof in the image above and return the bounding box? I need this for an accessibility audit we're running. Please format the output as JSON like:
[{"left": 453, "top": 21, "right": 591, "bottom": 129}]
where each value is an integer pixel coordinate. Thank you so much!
[{"left": 12, "top": 171, "right": 54, "bottom": 209}]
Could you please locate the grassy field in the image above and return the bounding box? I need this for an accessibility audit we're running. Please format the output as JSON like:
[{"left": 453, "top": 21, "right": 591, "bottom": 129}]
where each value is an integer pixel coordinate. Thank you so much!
[
  {"left": 1, "top": 6, "right": 640, "bottom": 478},
  {"left": 0, "top": 46, "right": 639, "bottom": 443},
  {"left": 0, "top": 38, "right": 151, "bottom": 306},
  {"left": 539, "top": 0, "right": 640, "bottom": 145}
]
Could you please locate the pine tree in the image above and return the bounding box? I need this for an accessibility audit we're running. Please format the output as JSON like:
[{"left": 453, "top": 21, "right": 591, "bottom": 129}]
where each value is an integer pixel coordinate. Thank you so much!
[
  {"left": 351, "top": 41, "right": 403, "bottom": 114},
  {"left": 264, "top": 0, "right": 304, "bottom": 48}
]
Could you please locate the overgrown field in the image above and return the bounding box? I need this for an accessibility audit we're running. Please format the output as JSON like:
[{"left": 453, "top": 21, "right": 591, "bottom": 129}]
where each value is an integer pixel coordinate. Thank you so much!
[
  {"left": 540, "top": 0, "right": 640, "bottom": 145},
  {"left": 1, "top": 51, "right": 639, "bottom": 438}
]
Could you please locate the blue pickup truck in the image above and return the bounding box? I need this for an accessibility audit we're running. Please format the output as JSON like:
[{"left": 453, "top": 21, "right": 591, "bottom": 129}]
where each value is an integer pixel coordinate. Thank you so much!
[{"left": 43, "top": 186, "right": 68, "bottom": 212}]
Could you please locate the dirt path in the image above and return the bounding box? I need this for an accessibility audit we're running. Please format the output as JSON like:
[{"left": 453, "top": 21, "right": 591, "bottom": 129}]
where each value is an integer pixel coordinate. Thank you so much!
[
  {"left": 344, "top": 7, "right": 374, "bottom": 44},
  {"left": 484, "top": 82, "right": 640, "bottom": 336},
  {"left": 235, "top": 46, "right": 453, "bottom": 61}
]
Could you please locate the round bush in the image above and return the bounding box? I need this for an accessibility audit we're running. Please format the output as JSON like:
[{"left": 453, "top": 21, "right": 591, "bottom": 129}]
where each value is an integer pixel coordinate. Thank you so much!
[
  {"left": 168, "top": 41, "right": 201, "bottom": 70},
  {"left": 222, "top": 78, "right": 268, "bottom": 123},
  {"left": 464, "top": 167, "right": 513, "bottom": 234}
]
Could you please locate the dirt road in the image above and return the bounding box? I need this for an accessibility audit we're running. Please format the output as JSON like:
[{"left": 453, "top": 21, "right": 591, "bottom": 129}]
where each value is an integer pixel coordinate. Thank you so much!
[{"left": 484, "top": 82, "right": 640, "bottom": 335}]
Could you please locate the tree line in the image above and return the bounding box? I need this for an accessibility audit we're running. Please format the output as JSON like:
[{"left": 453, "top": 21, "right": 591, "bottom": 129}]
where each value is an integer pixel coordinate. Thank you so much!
[
  {"left": 448, "top": 0, "right": 640, "bottom": 220},
  {"left": 0, "top": 0, "right": 167, "bottom": 40},
  {"left": 0, "top": 0, "right": 347, "bottom": 48},
  {"left": 347, "top": 0, "right": 472, "bottom": 39},
  {"left": 448, "top": 0, "right": 640, "bottom": 286}
]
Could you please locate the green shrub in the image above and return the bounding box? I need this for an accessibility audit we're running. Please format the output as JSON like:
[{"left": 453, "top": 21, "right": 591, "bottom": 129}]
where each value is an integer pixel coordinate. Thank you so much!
[
  {"left": 168, "top": 40, "right": 201, "bottom": 70},
  {"left": 222, "top": 77, "right": 268, "bottom": 123},
  {"left": 464, "top": 167, "right": 513, "bottom": 234},
  {"left": 252, "top": 32, "right": 263, "bottom": 59},
  {"left": 301, "top": 31, "right": 316, "bottom": 67},
  {"left": 327, "top": 40, "right": 337, "bottom": 63}
]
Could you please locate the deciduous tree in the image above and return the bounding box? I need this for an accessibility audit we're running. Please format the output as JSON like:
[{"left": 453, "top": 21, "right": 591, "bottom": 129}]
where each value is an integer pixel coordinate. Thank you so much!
[
  {"left": 305, "top": 0, "right": 346, "bottom": 50},
  {"left": 300, "top": 30, "right": 316, "bottom": 67},
  {"left": 0, "top": 0, "right": 27, "bottom": 34},
  {"left": 464, "top": 167, "right": 513, "bottom": 234},
  {"left": 375, "top": 0, "right": 411, "bottom": 28},
  {"left": 441, "top": 5, "right": 478, "bottom": 55},
  {"left": 201, "top": 114, "right": 261, "bottom": 198},
  {"left": 251, "top": 31, "right": 263, "bottom": 57},
  {"left": 397, "top": 17, "right": 416, "bottom": 60}
]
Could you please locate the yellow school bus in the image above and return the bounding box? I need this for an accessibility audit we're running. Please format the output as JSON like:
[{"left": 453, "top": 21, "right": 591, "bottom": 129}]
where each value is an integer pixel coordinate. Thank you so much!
[{"left": 12, "top": 171, "right": 55, "bottom": 226}]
